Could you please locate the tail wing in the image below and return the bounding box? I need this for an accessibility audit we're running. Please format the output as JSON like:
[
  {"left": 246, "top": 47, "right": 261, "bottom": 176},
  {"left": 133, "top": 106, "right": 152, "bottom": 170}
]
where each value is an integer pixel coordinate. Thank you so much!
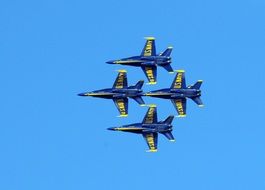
[
  {"left": 160, "top": 47, "right": 173, "bottom": 57},
  {"left": 143, "top": 132, "right": 158, "bottom": 152},
  {"left": 141, "top": 65, "right": 157, "bottom": 84},
  {"left": 171, "top": 70, "right": 186, "bottom": 89},
  {"left": 134, "top": 80, "right": 144, "bottom": 89},
  {"left": 142, "top": 105, "right": 157, "bottom": 124},
  {"left": 171, "top": 98, "right": 186, "bottom": 117},
  {"left": 141, "top": 37, "right": 156, "bottom": 57},
  {"left": 162, "top": 64, "right": 174, "bottom": 73},
  {"left": 163, "top": 115, "right": 174, "bottom": 124},
  {"left": 190, "top": 80, "right": 203, "bottom": 89},
  {"left": 113, "top": 70, "right": 127, "bottom": 89},
  {"left": 113, "top": 98, "right": 128, "bottom": 117},
  {"left": 192, "top": 97, "right": 204, "bottom": 107},
  {"left": 161, "top": 132, "right": 175, "bottom": 142},
  {"left": 132, "top": 96, "right": 145, "bottom": 105}
]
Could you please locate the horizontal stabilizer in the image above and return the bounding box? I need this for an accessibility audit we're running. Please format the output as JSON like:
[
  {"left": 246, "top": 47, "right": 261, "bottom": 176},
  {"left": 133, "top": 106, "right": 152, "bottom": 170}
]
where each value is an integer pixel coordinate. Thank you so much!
[
  {"left": 160, "top": 47, "right": 173, "bottom": 57},
  {"left": 191, "top": 80, "right": 203, "bottom": 89},
  {"left": 134, "top": 80, "right": 144, "bottom": 89},
  {"left": 163, "top": 115, "right": 174, "bottom": 124},
  {"left": 132, "top": 96, "right": 145, "bottom": 105},
  {"left": 192, "top": 97, "right": 204, "bottom": 107},
  {"left": 161, "top": 132, "right": 175, "bottom": 141},
  {"left": 162, "top": 64, "right": 174, "bottom": 73}
]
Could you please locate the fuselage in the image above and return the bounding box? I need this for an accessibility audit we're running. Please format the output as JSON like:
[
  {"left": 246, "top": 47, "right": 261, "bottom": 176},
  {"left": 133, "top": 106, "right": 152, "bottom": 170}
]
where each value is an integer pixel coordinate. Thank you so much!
[
  {"left": 108, "top": 122, "right": 173, "bottom": 134},
  {"left": 145, "top": 88, "right": 201, "bottom": 99},
  {"left": 78, "top": 88, "right": 143, "bottom": 99},
  {"left": 106, "top": 55, "right": 171, "bottom": 67}
]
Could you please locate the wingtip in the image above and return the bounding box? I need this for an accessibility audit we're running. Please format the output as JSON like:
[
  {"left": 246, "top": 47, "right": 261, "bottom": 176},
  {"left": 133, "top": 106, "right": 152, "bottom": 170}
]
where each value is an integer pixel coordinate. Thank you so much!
[
  {"left": 169, "top": 139, "right": 176, "bottom": 142},
  {"left": 148, "top": 104, "right": 157, "bottom": 108},
  {"left": 146, "top": 149, "right": 158, "bottom": 152},
  {"left": 176, "top": 114, "right": 186, "bottom": 118},
  {"left": 117, "top": 114, "right": 128, "bottom": 117},
  {"left": 116, "top": 69, "right": 127, "bottom": 73},
  {"left": 168, "top": 46, "right": 173, "bottom": 49},
  {"left": 198, "top": 104, "right": 204, "bottom": 107},
  {"left": 198, "top": 80, "right": 203, "bottom": 82},
  {"left": 147, "top": 82, "right": 157, "bottom": 85},
  {"left": 144, "top": 36, "right": 155, "bottom": 40},
  {"left": 175, "top": 69, "right": 185, "bottom": 73}
]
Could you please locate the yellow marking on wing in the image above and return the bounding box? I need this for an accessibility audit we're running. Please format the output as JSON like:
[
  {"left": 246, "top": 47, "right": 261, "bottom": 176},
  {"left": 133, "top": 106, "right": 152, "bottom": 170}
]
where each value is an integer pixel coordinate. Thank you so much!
[
  {"left": 198, "top": 105, "right": 204, "bottom": 107},
  {"left": 144, "top": 40, "right": 153, "bottom": 56},
  {"left": 173, "top": 72, "right": 183, "bottom": 89},
  {"left": 145, "top": 133, "right": 156, "bottom": 150},
  {"left": 198, "top": 80, "right": 203, "bottom": 82},
  {"left": 175, "top": 99, "right": 185, "bottom": 116},
  {"left": 168, "top": 46, "right": 173, "bottom": 49},
  {"left": 176, "top": 70, "right": 185, "bottom": 72},
  {"left": 144, "top": 107, "right": 155, "bottom": 123},
  {"left": 116, "top": 99, "right": 127, "bottom": 115},
  {"left": 145, "top": 67, "right": 156, "bottom": 83},
  {"left": 169, "top": 139, "right": 176, "bottom": 142},
  {"left": 115, "top": 73, "right": 125, "bottom": 89}
]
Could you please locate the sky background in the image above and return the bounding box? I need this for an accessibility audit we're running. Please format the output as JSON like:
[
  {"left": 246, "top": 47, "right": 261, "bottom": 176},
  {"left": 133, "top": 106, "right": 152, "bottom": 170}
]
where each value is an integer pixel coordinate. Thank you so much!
[{"left": 1, "top": 0, "right": 265, "bottom": 189}]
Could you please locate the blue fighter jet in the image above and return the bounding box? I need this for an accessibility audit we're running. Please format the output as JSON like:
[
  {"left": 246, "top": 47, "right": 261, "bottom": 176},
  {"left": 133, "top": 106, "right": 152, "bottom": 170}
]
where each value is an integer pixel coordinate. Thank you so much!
[
  {"left": 145, "top": 70, "right": 204, "bottom": 117},
  {"left": 106, "top": 37, "right": 174, "bottom": 84},
  {"left": 78, "top": 70, "right": 145, "bottom": 117},
  {"left": 108, "top": 105, "right": 175, "bottom": 152}
]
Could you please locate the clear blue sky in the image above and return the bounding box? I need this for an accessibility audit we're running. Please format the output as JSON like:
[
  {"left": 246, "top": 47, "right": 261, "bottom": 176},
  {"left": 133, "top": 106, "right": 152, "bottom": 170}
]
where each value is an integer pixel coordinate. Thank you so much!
[{"left": 1, "top": 0, "right": 265, "bottom": 189}]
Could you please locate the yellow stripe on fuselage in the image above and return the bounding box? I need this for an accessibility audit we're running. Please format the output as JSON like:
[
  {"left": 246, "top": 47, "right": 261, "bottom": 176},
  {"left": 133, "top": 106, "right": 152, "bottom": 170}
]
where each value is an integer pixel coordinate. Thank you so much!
[
  {"left": 115, "top": 127, "right": 142, "bottom": 131},
  {"left": 86, "top": 93, "right": 113, "bottom": 96},
  {"left": 114, "top": 60, "right": 142, "bottom": 64}
]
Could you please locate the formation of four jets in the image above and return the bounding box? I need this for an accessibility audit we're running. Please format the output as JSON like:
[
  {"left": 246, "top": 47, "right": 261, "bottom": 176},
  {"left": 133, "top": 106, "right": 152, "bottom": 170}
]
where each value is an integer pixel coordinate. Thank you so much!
[{"left": 78, "top": 37, "right": 204, "bottom": 152}]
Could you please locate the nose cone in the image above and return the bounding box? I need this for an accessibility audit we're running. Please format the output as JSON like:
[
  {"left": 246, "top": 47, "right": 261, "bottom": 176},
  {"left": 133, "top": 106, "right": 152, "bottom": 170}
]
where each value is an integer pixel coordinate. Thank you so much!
[
  {"left": 107, "top": 127, "right": 116, "bottom": 131},
  {"left": 106, "top": 60, "right": 116, "bottom": 64},
  {"left": 78, "top": 92, "right": 87, "bottom": 96}
]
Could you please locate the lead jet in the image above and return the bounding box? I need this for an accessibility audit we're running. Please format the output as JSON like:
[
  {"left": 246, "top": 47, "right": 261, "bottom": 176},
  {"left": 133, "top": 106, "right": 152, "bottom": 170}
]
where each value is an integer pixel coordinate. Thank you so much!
[
  {"left": 106, "top": 37, "right": 174, "bottom": 84},
  {"left": 78, "top": 70, "right": 145, "bottom": 117},
  {"left": 145, "top": 70, "right": 204, "bottom": 117},
  {"left": 108, "top": 105, "right": 175, "bottom": 152}
]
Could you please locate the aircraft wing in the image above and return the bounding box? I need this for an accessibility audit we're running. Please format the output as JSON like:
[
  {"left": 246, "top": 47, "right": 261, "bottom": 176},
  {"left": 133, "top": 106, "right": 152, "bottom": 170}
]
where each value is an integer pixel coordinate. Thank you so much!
[
  {"left": 113, "top": 70, "right": 128, "bottom": 89},
  {"left": 141, "top": 65, "right": 157, "bottom": 84},
  {"left": 141, "top": 37, "right": 156, "bottom": 56},
  {"left": 171, "top": 70, "right": 186, "bottom": 89},
  {"left": 143, "top": 132, "right": 158, "bottom": 152},
  {"left": 142, "top": 106, "right": 157, "bottom": 124},
  {"left": 113, "top": 98, "right": 128, "bottom": 117},
  {"left": 171, "top": 98, "right": 186, "bottom": 117}
]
